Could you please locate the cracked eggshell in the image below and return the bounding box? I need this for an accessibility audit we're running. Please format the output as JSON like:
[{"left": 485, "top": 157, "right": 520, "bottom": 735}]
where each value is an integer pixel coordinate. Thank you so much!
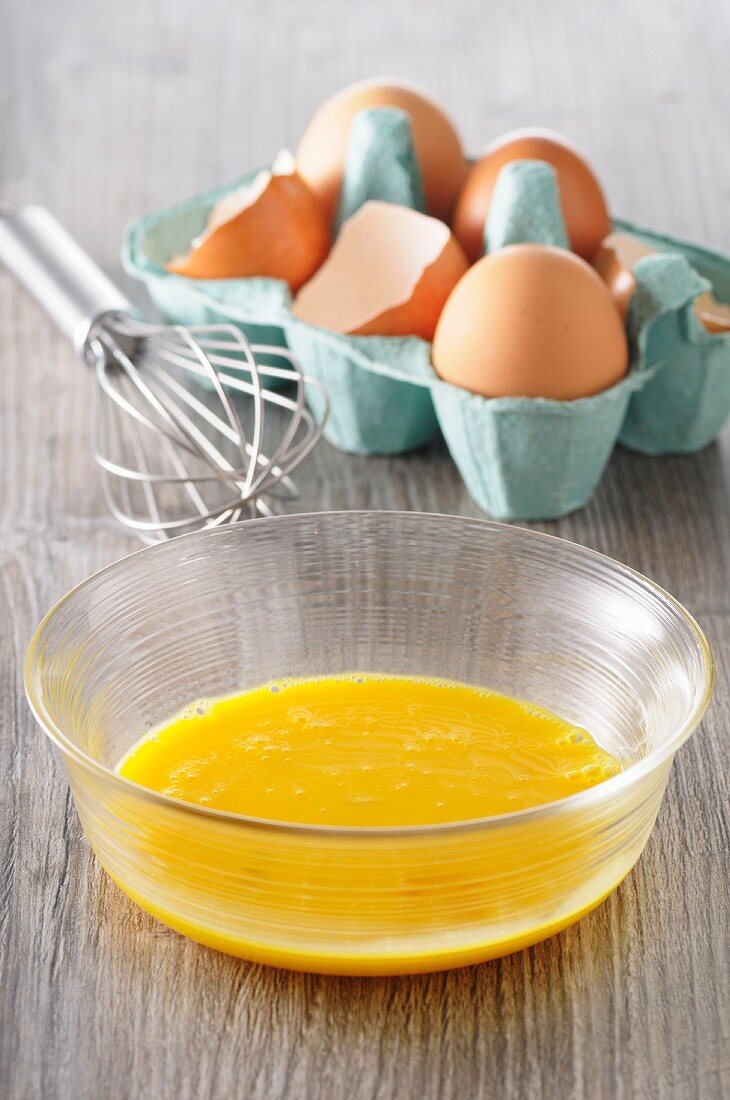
[
  {"left": 593, "top": 232, "right": 655, "bottom": 318},
  {"left": 166, "top": 151, "right": 331, "bottom": 290},
  {"left": 453, "top": 129, "right": 611, "bottom": 263},
  {"left": 292, "top": 200, "right": 469, "bottom": 341},
  {"left": 432, "top": 243, "right": 628, "bottom": 400},
  {"left": 695, "top": 292, "right": 730, "bottom": 333},
  {"left": 595, "top": 231, "right": 730, "bottom": 333},
  {"left": 296, "top": 79, "right": 468, "bottom": 225}
]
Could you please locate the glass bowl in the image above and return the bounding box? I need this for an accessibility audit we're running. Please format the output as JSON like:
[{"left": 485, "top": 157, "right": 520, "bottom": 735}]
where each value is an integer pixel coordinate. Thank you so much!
[{"left": 24, "top": 512, "right": 714, "bottom": 975}]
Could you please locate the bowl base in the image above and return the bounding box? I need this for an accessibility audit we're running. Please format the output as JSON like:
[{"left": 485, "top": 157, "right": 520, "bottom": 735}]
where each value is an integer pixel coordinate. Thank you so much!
[{"left": 104, "top": 867, "right": 631, "bottom": 977}]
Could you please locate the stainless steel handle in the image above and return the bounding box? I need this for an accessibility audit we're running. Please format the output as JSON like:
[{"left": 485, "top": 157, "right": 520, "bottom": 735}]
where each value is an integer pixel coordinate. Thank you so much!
[{"left": 0, "top": 204, "right": 135, "bottom": 360}]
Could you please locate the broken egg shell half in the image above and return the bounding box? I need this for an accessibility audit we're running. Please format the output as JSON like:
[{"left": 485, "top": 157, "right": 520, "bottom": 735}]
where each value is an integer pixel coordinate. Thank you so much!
[
  {"left": 292, "top": 200, "right": 469, "bottom": 341},
  {"left": 595, "top": 231, "right": 730, "bottom": 334},
  {"left": 695, "top": 291, "right": 730, "bottom": 334},
  {"left": 593, "top": 232, "right": 655, "bottom": 318},
  {"left": 296, "top": 78, "right": 468, "bottom": 225},
  {"left": 166, "top": 151, "right": 331, "bottom": 291},
  {"left": 432, "top": 243, "right": 629, "bottom": 400}
]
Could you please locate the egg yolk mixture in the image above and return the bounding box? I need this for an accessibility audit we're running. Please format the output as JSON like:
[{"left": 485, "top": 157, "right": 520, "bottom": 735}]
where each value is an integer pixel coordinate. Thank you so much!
[{"left": 118, "top": 675, "right": 621, "bottom": 826}]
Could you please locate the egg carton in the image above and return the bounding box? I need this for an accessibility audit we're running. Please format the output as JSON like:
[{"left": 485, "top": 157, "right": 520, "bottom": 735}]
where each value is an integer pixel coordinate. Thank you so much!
[
  {"left": 613, "top": 219, "right": 730, "bottom": 454},
  {"left": 123, "top": 164, "right": 730, "bottom": 521}
]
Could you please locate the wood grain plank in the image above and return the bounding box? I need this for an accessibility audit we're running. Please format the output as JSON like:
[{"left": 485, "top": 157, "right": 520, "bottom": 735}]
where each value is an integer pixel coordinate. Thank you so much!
[{"left": 1, "top": 0, "right": 729, "bottom": 1097}]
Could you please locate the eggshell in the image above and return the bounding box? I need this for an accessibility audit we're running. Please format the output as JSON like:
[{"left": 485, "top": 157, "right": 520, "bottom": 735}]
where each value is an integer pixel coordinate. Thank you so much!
[
  {"left": 292, "top": 200, "right": 468, "bottom": 340},
  {"left": 432, "top": 243, "right": 628, "bottom": 400},
  {"left": 695, "top": 291, "right": 730, "bottom": 333},
  {"left": 296, "top": 79, "right": 468, "bottom": 224},
  {"left": 166, "top": 151, "right": 331, "bottom": 289},
  {"left": 453, "top": 129, "right": 611, "bottom": 263},
  {"left": 593, "top": 232, "right": 654, "bottom": 317},
  {"left": 596, "top": 231, "right": 730, "bottom": 333}
]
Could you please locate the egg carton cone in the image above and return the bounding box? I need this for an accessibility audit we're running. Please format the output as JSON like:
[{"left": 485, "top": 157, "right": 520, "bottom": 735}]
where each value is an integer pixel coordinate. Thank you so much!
[
  {"left": 335, "top": 107, "right": 426, "bottom": 230},
  {"left": 486, "top": 160, "right": 570, "bottom": 251},
  {"left": 613, "top": 220, "right": 730, "bottom": 454},
  {"left": 122, "top": 167, "right": 293, "bottom": 389}
]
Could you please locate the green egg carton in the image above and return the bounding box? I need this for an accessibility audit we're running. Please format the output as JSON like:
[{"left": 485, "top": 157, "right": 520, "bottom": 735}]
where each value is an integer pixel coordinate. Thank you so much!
[
  {"left": 122, "top": 117, "right": 730, "bottom": 520},
  {"left": 613, "top": 219, "right": 730, "bottom": 455}
]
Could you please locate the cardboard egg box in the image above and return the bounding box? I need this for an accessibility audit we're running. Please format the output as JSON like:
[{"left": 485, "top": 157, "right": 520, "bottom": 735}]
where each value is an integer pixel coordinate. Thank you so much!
[{"left": 123, "top": 126, "right": 730, "bottom": 521}]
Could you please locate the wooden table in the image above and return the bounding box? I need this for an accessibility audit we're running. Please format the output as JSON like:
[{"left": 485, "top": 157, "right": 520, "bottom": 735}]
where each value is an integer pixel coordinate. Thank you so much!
[{"left": 1, "top": 2, "right": 728, "bottom": 1096}]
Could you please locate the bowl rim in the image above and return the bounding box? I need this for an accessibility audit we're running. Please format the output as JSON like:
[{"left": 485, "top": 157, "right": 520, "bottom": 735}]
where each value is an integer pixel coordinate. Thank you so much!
[{"left": 24, "top": 509, "right": 715, "bottom": 838}]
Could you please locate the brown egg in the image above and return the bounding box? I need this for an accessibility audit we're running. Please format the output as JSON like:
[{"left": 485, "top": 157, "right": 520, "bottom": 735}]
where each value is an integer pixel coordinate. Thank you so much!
[
  {"left": 296, "top": 79, "right": 468, "bottom": 224},
  {"left": 292, "top": 200, "right": 468, "bottom": 340},
  {"left": 432, "top": 244, "right": 628, "bottom": 400},
  {"left": 167, "top": 151, "right": 331, "bottom": 290},
  {"left": 453, "top": 129, "right": 611, "bottom": 263}
]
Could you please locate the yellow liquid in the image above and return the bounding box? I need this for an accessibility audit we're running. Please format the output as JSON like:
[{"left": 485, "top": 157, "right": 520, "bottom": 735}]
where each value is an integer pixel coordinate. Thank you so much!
[
  {"left": 119, "top": 675, "right": 621, "bottom": 826},
  {"left": 103, "top": 675, "right": 637, "bottom": 973}
]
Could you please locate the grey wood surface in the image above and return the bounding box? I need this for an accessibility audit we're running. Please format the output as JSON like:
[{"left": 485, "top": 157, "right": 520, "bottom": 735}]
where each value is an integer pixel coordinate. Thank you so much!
[{"left": 1, "top": 1, "right": 729, "bottom": 1097}]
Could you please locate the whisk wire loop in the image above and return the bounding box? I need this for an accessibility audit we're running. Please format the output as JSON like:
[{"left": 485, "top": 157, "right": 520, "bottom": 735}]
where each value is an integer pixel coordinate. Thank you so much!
[{"left": 91, "top": 316, "right": 327, "bottom": 543}]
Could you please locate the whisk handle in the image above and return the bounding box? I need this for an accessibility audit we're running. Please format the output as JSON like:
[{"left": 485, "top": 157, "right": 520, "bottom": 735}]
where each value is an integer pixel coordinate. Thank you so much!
[{"left": 0, "top": 205, "right": 136, "bottom": 361}]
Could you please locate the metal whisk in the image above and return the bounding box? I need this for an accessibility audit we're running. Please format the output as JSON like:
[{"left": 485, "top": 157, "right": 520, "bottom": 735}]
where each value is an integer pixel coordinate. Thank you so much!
[{"left": 0, "top": 205, "right": 327, "bottom": 543}]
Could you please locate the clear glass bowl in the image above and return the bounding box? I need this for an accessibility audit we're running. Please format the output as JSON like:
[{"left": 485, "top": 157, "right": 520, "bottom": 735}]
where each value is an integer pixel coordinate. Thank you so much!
[{"left": 24, "top": 512, "right": 714, "bottom": 975}]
